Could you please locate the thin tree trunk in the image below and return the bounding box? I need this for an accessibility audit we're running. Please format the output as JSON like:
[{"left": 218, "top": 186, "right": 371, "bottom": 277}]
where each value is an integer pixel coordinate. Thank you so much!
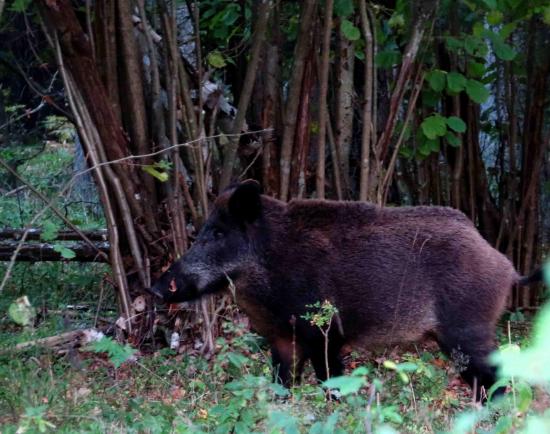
[
  {"left": 279, "top": 0, "right": 316, "bottom": 201},
  {"left": 219, "top": 0, "right": 270, "bottom": 190},
  {"left": 359, "top": 0, "right": 374, "bottom": 201},
  {"left": 334, "top": 26, "right": 355, "bottom": 192},
  {"left": 316, "top": 0, "right": 333, "bottom": 199},
  {"left": 375, "top": 5, "right": 436, "bottom": 164},
  {"left": 261, "top": 36, "right": 281, "bottom": 197}
]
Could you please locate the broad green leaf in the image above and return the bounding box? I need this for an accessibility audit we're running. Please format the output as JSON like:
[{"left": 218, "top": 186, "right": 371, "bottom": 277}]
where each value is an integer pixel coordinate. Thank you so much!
[
  {"left": 427, "top": 69, "right": 446, "bottom": 92},
  {"left": 515, "top": 382, "right": 533, "bottom": 412},
  {"left": 383, "top": 360, "right": 397, "bottom": 370},
  {"left": 493, "top": 40, "right": 517, "bottom": 61},
  {"left": 445, "top": 37, "right": 463, "bottom": 52},
  {"left": 351, "top": 366, "right": 369, "bottom": 376},
  {"left": 227, "top": 352, "right": 248, "bottom": 369},
  {"left": 426, "top": 138, "right": 440, "bottom": 153},
  {"left": 445, "top": 131, "right": 462, "bottom": 147},
  {"left": 481, "top": 0, "right": 497, "bottom": 9},
  {"left": 323, "top": 375, "right": 367, "bottom": 395},
  {"left": 500, "top": 22, "right": 517, "bottom": 39},
  {"left": 421, "top": 114, "right": 447, "bottom": 139},
  {"left": 447, "top": 72, "right": 467, "bottom": 93},
  {"left": 543, "top": 6, "right": 550, "bottom": 25},
  {"left": 464, "top": 36, "right": 482, "bottom": 56},
  {"left": 446, "top": 116, "right": 467, "bottom": 133},
  {"left": 341, "top": 19, "right": 360, "bottom": 41},
  {"left": 142, "top": 164, "right": 169, "bottom": 182},
  {"left": 487, "top": 10, "right": 503, "bottom": 25},
  {"left": 396, "top": 362, "right": 418, "bottom": 372},
  {"left": 466, "top": 79, "right": 490, "bottom": 104},
  {"left": 473, "top": 22, "right": 485, "bottom": 37},
  {"left": 388, "top": 13, "right": 405, "bottom": 29},
  {"left": 467, "top": 61, "right": 485, "bottom": 78},
  {"left": 8, "top": 296, "right": 35, "bottom": 326},
  {"left": 375, "top": 50, "right": 401, "bottom": 68},
  {"left": 422, "top": 89, "right": 440, "bottom": 108},
  {"left": 53, "top": 244, "right": 76, "bottom": 259},
  {"left": 207, "top": 51, "right": 227, "bottom": 68},
  {"left": 334, "top": 0, "right": 354, "bottom": 17},
  {"left": 41, "top": 220, "right": 60, "bottom": 241}
]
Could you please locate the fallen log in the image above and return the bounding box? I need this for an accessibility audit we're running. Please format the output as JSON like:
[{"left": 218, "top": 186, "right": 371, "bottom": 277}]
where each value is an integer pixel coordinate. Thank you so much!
[
  {"left": 0, "top": 228, "right": 108, "bottom": 241},
  {"left": 8, "top": 328, "right": 105, "bottom": 352},
  {"left": 0, "top": 240, "right": 110, "bottom": 261}
]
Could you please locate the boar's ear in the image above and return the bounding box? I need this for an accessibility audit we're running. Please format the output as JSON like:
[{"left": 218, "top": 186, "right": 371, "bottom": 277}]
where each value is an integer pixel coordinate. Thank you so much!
[{"left": 228, "top": 180, "right": 262, "bottom": 224}]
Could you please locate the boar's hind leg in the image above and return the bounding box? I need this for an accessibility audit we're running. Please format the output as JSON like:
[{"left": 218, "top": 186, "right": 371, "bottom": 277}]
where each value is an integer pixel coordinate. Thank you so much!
[
  {"left": 271, "top": 338, "right": 305, "bottom": 387},
  {"left": 437, "top": 325, "right": 502, "bottom": 401}
]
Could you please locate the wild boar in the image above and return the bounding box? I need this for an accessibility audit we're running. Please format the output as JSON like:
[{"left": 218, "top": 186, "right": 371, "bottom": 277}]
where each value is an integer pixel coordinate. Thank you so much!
[{"left": 149, "top": 180, "right": 541, "bottom": 400}]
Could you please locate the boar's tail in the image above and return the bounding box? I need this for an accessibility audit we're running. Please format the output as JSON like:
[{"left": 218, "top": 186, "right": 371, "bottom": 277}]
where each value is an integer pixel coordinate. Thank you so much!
[{"left": 517, "top": 268, "right": 544, "bottom": 286}]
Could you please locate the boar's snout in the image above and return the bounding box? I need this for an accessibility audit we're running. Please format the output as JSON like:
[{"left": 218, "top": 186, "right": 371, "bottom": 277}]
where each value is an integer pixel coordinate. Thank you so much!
[{"left": 148, "top": 265, "right": 202, "bottom": 303}]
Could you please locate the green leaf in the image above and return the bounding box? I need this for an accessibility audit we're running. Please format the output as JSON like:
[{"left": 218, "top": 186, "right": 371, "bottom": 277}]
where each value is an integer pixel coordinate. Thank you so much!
[
  {"left": 446, "top": 116, "right": 467, "bottom": 133},
  {"left": 375, "top": 50, "right": 401, "bottom": 68},
  {"left": 500, "top": 23, "right": 517, "bottom": 39},
  {"left": 8, "top": 296, "right": 35, "bottom": 326},
  {"left": 41, "top": 221, "right": 60, "bottom": 242},
  {"left": 515, "top": 382, "right": 533, "bottom": 412},
  {"left": 341, "top": 19, "right": 360, "bottom": 41},
  {"left": 422, "top": 89, "right": 440, "bottom": 108},
  {"left": 323, "top": 375, "right": 367, "bottom": 395},
  {"left": 426, "top": 70, "right": 446, "bottom": 92},
  {"left": 9, "top": 0, "right": 32, "bottom": 12},
  {"left": 447, "top": 72, "right": 467, "bottom": 93},
  {"left": 351, "top": 366, "right": 369, "bottom": 376},
  {"left": 53, "top": 244, "right": 76, "bottom": 259},
  {"left": 493, "top": 40, "right": 517, "bottom": 61},
  {"left": 487, "top": 10, "right": 503, "bottom": 25},
  {"left": 396, "top": 362, "right": 418, "bottom": 372},
  {"left": 445, "top": 131, "right": 462, "bottom": 147},
  {"left": 142, "top": 164, "right": 169, "bottom": 182},
  {"left": 91, "top": 337, "right": 137, "bottom": 368},
  {"left": 334, "top": 0, "right": 354, "bottom": 17},
  {"left": 207, "top": 51, "right": 227, "bottom": 68},
  {"left": 481, "top": 0, "right": 497, "bottom": 9},
  {"left": 227, "top": 352, "right": 249, "bottom": 369},
  {"left": 466, "top": 79, "right": 490, "bottom": 104},
  {"left": 421, "top": 114, "right": 447, "bottom": 140},
  {"left": 473, "top": 22, "right": 485, "bottom": 37},
  {"left": 543, "top": 6, "right": 550, "bottom": 25},
  {"left": 388, "top": 13, "right": 405, "bottom": 29},
  {"left": 467, "top": 61, "right": 485, "bottom": 78}
]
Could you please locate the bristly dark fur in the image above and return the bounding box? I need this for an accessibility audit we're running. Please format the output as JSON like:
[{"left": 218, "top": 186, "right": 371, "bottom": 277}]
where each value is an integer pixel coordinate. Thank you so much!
[{"left": 151, "top": 182, "right": 537, "bottom": 401}]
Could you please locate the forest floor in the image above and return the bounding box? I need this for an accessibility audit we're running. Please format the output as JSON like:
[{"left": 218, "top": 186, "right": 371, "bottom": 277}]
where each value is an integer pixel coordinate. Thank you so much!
[{"left": 0, "top": 263, "right": 547, "bottom": 434}]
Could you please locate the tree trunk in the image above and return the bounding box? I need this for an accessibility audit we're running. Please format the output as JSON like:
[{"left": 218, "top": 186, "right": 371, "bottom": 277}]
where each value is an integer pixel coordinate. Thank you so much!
[{"left": 279, "top": 0, "right": 316, "bottom": 201}]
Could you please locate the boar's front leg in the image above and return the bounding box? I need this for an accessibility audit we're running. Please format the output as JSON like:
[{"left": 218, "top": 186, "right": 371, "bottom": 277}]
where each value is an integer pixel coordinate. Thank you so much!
[
  {"left": 309, "top": 341, "right": 344, "bottom": 382},
  {"left": 271, "top": 337, "right": 305, "bottom": 387}
]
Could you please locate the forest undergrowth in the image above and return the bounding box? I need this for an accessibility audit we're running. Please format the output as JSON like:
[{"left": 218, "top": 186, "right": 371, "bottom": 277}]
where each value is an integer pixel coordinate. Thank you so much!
[{"left": 0, "top": 262, "right": 549, "bottom": 434}]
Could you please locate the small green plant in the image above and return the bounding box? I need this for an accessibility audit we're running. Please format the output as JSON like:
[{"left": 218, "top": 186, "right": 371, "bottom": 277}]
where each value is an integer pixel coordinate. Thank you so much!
[
  {"left": 17, "top": 405, "right": 56, "bottom": 433},
  {"left": 302, "top": 300, "right": 339, "bottom": 380},
  {"left": 90, "top": 336, "right": 137, "bottom": 368}
]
